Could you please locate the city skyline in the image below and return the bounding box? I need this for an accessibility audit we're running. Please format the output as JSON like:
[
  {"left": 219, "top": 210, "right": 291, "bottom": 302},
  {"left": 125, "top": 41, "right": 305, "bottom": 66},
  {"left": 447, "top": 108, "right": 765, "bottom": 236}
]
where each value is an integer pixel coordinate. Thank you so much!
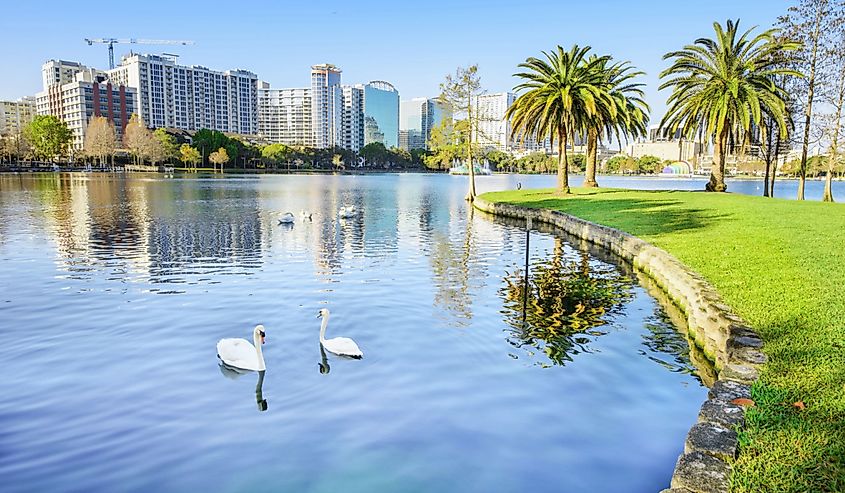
[{"left": 1, "top": 0, "right": 790, "bottom": 123}]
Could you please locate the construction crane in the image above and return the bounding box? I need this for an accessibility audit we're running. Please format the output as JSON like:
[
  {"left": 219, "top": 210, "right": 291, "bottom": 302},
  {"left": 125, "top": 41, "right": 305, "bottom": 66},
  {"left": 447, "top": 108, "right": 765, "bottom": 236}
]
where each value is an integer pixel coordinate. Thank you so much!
[{"left": 84, "top": 38, "right": 195, "bottom": 69}]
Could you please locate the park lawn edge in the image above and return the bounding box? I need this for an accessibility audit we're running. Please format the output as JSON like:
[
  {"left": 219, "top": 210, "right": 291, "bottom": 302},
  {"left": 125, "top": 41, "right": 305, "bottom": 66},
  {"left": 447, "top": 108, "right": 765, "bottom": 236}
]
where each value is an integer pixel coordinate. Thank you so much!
[{"left": 479, "top": 187, "right": 845, "bottom": 493}]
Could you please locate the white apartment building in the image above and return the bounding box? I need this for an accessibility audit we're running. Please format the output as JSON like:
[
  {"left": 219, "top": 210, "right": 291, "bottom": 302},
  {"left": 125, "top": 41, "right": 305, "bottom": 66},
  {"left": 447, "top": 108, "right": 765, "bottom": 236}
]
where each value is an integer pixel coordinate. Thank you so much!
[
  {"left": 42, "top": 60, "right": 88, "bottom": 89},
  {"left": 107, "top": 53, "right": 258, "bottom": 135},
  {"left": 474, "top": 92, "right": 551, "bottom": 153},
  {"left": 310, "top": 64, "right": 342, "bottom": 148},
  {"left": 256, "top": 82, "right": 312, "bottom": 146},
  {"left": 36, "top": 69, "right": 137, "bottom": 150},
  {"left": 0, "top": 97, "right": 37, "bottom": 136},
  {"left": 341, "top": 85, "right": 364, "bottom": 151}
]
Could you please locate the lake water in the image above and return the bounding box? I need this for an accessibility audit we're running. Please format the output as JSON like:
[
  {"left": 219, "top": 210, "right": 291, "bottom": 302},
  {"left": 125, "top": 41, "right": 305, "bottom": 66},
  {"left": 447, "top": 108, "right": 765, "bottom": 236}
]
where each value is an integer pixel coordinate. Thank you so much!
[{"left": 0, "top": 173, "right": 712, "bottom": 493}]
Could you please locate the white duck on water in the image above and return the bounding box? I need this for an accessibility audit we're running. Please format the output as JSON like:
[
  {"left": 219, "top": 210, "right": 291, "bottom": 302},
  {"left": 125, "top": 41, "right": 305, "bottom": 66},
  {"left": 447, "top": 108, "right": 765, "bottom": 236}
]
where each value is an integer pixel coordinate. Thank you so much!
[
  {"left": 217, "top": 325, "right": 266, "bottom": 371},
  {"left": 278, "top": 212, "right": 295, "bottom": 224},
  {"left": 318, "top": 308, "right": 362, "bottom": 358},
  {"left": 338, "top": 206, "right": 356, "bottom": 219}
]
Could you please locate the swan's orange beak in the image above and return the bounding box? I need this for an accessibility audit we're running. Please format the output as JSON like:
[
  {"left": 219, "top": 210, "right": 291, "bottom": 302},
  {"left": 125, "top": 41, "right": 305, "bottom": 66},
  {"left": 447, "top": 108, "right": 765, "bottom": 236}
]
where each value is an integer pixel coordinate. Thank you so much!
[{"left": 261, "top": 336, "right": 265, "bottom": 345}]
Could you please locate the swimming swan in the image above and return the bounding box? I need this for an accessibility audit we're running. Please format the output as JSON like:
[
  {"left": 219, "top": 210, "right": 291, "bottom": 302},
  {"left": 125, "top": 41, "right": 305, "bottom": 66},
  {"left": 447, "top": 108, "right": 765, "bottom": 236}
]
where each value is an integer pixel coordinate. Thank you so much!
[
  {"left": 318, "top": 309, "right": 362, "bottom": 358},
  {"left": 338, "top": 206, "right": 356, "bottom": 219},
  {"left": 217, "top": 325, "right": 266, "bottom": 371},
  {"left": 278, "top": 212, "right": 295, "bottom": 224}
]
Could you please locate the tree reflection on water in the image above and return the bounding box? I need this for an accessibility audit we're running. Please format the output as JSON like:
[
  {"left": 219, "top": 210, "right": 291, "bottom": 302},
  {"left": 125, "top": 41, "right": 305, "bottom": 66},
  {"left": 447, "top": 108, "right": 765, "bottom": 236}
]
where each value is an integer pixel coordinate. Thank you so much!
[{"left": 500, "top": 239, "right": 633, "bottom": 366}]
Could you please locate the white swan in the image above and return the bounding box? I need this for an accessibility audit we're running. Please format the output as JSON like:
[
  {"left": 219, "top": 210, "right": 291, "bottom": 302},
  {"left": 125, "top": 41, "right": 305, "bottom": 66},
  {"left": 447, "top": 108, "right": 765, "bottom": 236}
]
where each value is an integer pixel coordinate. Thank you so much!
[
  {"left": 338, "top": 206, "right": 356, "bottom": 219},
  {"left": 318, "top": 308, "right": 362, "bottom": 358},
  {"left": 278, "top": 212, "right": 295, "bottom": 224},
  {"left": 217, "top": 325, "right": 266, "bottom": 371},
  {"left": 300, "top": 209, "right": 313, "bottom": 221}
]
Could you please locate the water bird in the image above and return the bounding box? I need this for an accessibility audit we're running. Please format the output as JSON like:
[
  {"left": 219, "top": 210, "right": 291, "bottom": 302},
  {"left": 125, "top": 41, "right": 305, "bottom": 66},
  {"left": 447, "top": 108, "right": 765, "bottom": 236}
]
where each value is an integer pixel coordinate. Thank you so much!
[
  {"left": 217, "top": 325, "right": 267, "bottom": 371},
  {"left": 300, "top": 210, "right": 313, "bottom": 221},
  {"left": 278, "top": 212, "right": 295, "bottom": 224},
  {"left": 338, "top": 206, "right": 356, "bottom": 219},
  {"left": 317, "top": 308, "right": 362, "bottom": 358}
]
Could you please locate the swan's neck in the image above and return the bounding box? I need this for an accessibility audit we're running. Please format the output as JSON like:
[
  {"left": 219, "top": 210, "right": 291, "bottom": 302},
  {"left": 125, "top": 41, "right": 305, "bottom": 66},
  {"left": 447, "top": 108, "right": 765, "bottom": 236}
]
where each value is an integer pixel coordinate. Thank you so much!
[
  {"left": 319, "top": 315, "right": 329, "bottom": 343},
  {"left": 253, "top": 333, "right": 266, "bottom": 371}
]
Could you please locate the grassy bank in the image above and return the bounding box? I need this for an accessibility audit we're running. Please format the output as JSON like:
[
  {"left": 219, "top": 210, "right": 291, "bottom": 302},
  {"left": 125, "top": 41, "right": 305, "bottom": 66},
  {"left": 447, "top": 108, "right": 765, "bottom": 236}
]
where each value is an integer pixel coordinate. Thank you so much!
[{"left": 481, "top": 187, "right": 844, "bottom": 493}]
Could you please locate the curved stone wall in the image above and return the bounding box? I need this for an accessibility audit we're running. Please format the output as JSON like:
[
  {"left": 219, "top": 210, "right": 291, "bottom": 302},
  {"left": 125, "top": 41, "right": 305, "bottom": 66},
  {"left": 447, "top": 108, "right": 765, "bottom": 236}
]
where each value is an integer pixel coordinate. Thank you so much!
[{"left": 473, "top": 196, "right": 766, "bottom": 493}]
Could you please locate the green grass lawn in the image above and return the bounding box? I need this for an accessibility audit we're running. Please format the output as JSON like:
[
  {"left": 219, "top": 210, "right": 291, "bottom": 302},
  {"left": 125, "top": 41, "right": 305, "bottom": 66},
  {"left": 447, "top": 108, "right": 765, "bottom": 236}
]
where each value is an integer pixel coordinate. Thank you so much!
[{"left": 481, "top": 187, "right": 845, "bottom": 493}]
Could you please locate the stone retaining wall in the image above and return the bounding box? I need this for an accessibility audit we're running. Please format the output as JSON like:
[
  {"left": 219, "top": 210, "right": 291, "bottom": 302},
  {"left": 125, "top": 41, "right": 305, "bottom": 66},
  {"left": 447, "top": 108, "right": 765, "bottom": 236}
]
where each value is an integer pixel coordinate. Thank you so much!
[{"left": 473, "top": 197, "right": 766, "bottom": 493}]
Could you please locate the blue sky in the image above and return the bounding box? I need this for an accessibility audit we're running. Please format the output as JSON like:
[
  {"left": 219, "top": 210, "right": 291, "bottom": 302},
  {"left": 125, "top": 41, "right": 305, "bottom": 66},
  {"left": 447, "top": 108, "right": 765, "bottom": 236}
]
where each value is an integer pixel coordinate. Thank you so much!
[{"left": 1, "top": 0, "right": 791, "bottom": 121}]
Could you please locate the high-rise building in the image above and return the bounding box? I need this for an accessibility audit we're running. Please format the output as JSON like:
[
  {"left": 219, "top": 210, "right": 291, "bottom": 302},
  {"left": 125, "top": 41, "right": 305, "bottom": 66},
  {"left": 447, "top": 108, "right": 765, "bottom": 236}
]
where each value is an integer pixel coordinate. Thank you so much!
[
  {"left": 310, "top": 64, "right": 342, "bottom": 148},
  {"left": 107, "top": 53, "right": 258, "bottom": 135},
  {"left": 341, "top": 85, "right": 364, "bottom": 151},
  {"left": 363, "top": 81, "right": 399, "bottom": 148},
  {"left": 36, "top": 69, "right": 136, "bottom": 150},
  {"left": 475, "top": 92, "right": 551, "bottom": 153},
  {"left": 257, "top": 65, "right": 399, "bottom": 152},
  {"left": 41, "top": 60, "right": 87, "bottom": 89},
  {"left": 400, "top": 97, "right": 447, "bottom": 150},
  {"left": 0, "top": 97, "right": 37, "bottom": 136},
  {"left": 257, "top": 81, "right": 312, "bottom": 146}
]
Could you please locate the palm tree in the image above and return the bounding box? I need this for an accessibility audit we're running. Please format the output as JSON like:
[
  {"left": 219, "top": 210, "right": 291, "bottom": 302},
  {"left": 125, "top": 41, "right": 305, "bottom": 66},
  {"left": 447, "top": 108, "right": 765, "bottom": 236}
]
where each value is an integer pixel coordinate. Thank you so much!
[
  {"left": 583, "top": 58, "right": 650, "bottom": 187},
  {"left": 507, "top": 45, "right": 615, "bottom": 194},
  {"left": 660, "top": 19, "right": 799, "bottom": 192}
]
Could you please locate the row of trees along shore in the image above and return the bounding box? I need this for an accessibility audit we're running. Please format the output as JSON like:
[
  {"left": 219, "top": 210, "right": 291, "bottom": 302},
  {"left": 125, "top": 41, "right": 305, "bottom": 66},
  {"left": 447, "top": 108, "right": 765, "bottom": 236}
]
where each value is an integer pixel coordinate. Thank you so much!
[
  {"left": 0, "top": 114, "right": 439, "bottom": 172},
  {"left": 3, "top": 1, "right": 844, "bottom": 201},
  {"left": 437, "top": 0, "right": 845, "bottom": 203}
]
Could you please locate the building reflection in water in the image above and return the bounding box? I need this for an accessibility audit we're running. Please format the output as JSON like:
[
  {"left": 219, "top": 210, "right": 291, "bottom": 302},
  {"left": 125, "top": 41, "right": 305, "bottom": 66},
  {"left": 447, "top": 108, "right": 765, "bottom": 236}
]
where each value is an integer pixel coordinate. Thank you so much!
[{"left": 0, "top": 174, "right": 264, "bottom": 287}]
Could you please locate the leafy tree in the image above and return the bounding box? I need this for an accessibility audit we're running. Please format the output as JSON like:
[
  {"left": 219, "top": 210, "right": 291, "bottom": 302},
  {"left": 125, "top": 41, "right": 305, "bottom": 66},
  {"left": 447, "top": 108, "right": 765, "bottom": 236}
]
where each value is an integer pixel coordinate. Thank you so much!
[
  {"left": 192, "top": 129, "right": 229, "bottom": 166},
  {"left": 439, "top": 65, "right": 484, "bottom": 201},
  {"left": 261, "top": 143, "right": 292, "bottom": 167},
  {"left": 636, "top": 155, "right": 662, "bottom": 174},
  {"left": 360, "top": 142, "right": 390, "bottom": 167},
  {"left": 409, "top": 148, "right": 430, "bottom": 168},
  {"left": 515, "top": 152, "right": 555, "bottom": 173},
  {"left": 208, "top": 147, "right": 229, "bottom": 171},
  {"left": 153, "top": 128, "right": 178, "bottom": 164},
  {"left": 424, "top": 118, "right": 462, "bottom": 170},
  {"left": 23, "top": 115, "right": 72, "bottom": 162},
  {"left": 485, "top": 149, "right": 514, "bottom": 172},
  {"left": 605, "top": 155, "right": 638, "bottom": 174},
  {"left": 569, "top": 153, "right": 586, "bottom": 171},
  {"left": 660, "top": 19, "right": 799, "bottom": 192},
  {"left": 583, "top": 57, "right": 649, "bottom": 187},
  {"left": 180, "top": 144, "right": 201, "bottom": 171},
  {"left": 507, "top": 45, "right": 614, "bottom": 194}
]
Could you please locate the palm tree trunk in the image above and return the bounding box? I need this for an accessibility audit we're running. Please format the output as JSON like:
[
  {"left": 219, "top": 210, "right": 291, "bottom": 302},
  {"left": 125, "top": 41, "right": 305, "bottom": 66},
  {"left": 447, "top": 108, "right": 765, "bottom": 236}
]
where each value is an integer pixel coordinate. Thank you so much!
[
  {"left": 557, "top": 128, "right": 571, "bottom": 194},
  {"left": 763, "top": 120, "right": 774, "bottom": 198},
  {"left": 707, "top": 126, "right": 728, "bottom": 192},
  {"left": 584, "top": 127, "right": 599, "bottom": 188}
]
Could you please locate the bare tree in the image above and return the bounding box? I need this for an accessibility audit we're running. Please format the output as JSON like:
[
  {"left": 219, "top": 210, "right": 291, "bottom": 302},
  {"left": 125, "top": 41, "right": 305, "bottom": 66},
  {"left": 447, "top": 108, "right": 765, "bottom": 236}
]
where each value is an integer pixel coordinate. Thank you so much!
[
  {"left": 123, "top": 114, "right": 154, "bottom": 166},
  {"left": 83, "top": 116, "right": 117, "bottom": 169},
  {"left": 779, "top": 0, "right": 837, "bottom": 200},
  {"left": 820, "top": 19, "right": 845, "bottom": 201},
  {"left": 439, "top": 65, "right": 484, "bottom": 202}
]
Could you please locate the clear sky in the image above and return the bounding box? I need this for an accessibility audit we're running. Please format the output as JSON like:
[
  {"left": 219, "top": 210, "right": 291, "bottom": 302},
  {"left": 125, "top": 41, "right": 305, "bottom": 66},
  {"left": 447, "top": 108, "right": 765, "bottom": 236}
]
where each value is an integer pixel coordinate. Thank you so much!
[{"left": 1, "top": 0, "right": 792, "bottom": 122}]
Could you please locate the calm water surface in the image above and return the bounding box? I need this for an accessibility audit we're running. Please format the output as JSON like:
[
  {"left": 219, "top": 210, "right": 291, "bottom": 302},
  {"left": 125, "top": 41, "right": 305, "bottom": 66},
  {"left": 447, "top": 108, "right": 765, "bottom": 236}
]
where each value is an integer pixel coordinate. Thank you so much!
[{"left": 0, "top": 173, "right": 708, "bottom": 493}]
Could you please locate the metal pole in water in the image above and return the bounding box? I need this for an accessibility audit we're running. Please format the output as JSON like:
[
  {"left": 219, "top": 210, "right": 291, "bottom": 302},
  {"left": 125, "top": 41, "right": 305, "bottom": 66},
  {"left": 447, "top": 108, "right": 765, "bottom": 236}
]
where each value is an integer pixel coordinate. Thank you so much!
[{"left": 522, "top": 216, "right": 532, "bottom": 324}]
